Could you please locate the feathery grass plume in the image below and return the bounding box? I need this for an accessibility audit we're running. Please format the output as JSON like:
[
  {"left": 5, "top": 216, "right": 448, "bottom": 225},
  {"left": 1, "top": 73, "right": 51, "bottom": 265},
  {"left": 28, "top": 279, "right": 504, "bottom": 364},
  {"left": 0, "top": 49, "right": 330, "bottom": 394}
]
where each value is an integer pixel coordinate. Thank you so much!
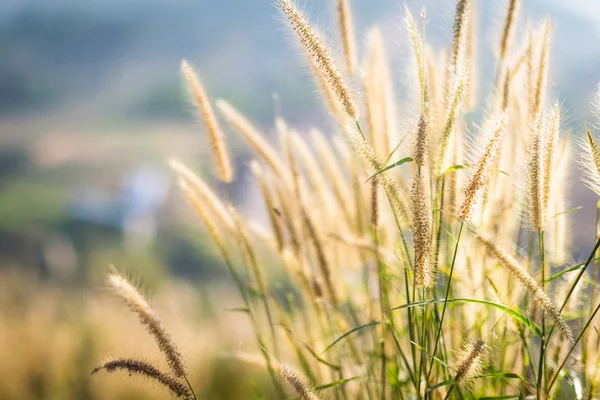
[
  {"left": 342, "top": 124, "right": 410, "bottom": 223},
  {"left": 308, "top": 55, "right": 346, "bottom": 122},
  {"left": 299, "top": 190, "right": 339, "bottom": 307},
  {"left": 453, "top": 339, "right": 486, "bottom": 384},
  {"left": 180, "top": 59, "right": 233, "bottom": 183},
  {"left": 529, "top": 112, "right": 544, "bottom": 229},
  {"left": 532, "top": 18, "right": 551, "bottom": 117},
  {"left": 107, "top": 271, "right": 187, "bottom": 377},
  {"left": 91, "top": 358, "right": 192, "bottom": 398},
  {"left": 457, "top": 113, "right": 506, "bottom": 222},
  {"left": 251, "top": 161, "right": 285, "bottom": 252},
  {"left": 169, "top": 159, "right": 234, "bottom": 231},
  {"left": 405, "top": 6, "right": 429, "bottom": 114},
  {"left": 543, "top": 103, "right": 560, "bottom": 215},
  {"left": 475, "top": 231, "right": 573, "bottom": 342},
  {"left": 281, "top": 364, "right": 320, "bottom": 400},
  {"left": 178, "top": 179, "right": 228, "bottom": 254},
  {"left": 228, "top": 205, "right": 269, "bottom": 300},
  {"left": 464, "top": 0, "right": 477, "bottom": 110},
  {"left": 363, "top": 27, "right": 396, "bottom": 158},
  {"left": 290, "top": 131, "right": 335, "bottom": 216},
  {"left": 525, "top": 23, "right": 536, "bottom": 120},
  {"left": 216, "top": 99, "right": 292, "bottom": 184},
  {"left": 371, "top": 177, "right": 379, "bottom": 226},
  {"left": 336, "top": 0, "right": 356, "bottom": 75},
  {"left": 438, "top": 64, "right": 469, "bottom": 174},
  {"left": 278, "top": 0, "right": 358, "bottom": 119},
  {"left": 450, "top": 0, "right": 471, "bottom": 70},
  {"left": 411, "top": 173, "right": 433, "bottom": 288},
  {"left": 311, "top": 129, "right": 353, "bottom": 219},
  {"left": 499, "top": 0, "right": 520, "bottom": 62},
  {"left": 549, "top": 196, "right": 569, "bottom": 263},
  {"left": 548, "top": 139, "right": 570, "bottom": 264},
  {"left": 578, "top": 127, "right": 600, "bottom": 196},
  {"left": 414, "top": 113, "right": 428, "bottom": 167}
]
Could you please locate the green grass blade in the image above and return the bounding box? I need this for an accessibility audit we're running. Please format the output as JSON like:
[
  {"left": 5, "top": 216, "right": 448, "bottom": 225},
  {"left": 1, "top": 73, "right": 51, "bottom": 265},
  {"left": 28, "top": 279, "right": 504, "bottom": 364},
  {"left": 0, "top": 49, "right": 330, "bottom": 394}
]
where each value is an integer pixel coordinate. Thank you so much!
[
  {"left": 314, "top": 376, "right": 360, "bottom": 391},
  {"left": 320, "top": 321, "right": 384, "bottom": 354},
  {"left": 545, "top": 257, "right": 600, "bottom": 282},
  {"left": 391, "top": 298, "right": 541, "bottom": 336},
  {"left": 426, "top": 378, "right": 454, "bottom": 393},
  {"left": 365, "top": 157, "right": 413, "bottom": 183},
  {"left": 302, "top": 344, "right": 342, "bottom": 370}
]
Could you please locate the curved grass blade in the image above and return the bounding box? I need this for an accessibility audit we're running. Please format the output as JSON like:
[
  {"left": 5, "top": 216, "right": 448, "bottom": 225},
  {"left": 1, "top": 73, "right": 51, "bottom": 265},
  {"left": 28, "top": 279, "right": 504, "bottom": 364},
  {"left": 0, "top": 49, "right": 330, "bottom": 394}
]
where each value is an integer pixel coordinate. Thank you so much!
[
  {"left": 545, "top": 257, "right": 600, "bottom": 282},
  {"left": 426, "top": 378, "right": 454, "bottom": 393},
  {"left": 474, "top": 372, "right": 524, "bottom": 381},
  {"left": 365, "top": 157, "right": 413, "bottom": 183},
  {"left": 391, "top": 298, "right": 541, "bottom": 336},
  {"left": 302, "top": 343, "right": 341, "bottom": 370},
  {"left": 443, "top": 164, "right": 470, "bottom": 175},
  {"left": 427, "top": 373, "right": 524, "bottom": 395},
  {"left": 314, "top": 376, "right": 360, "bottom": 391},
  {"left": 320, "top": 321, "right": 384, "bottom": 354},
  {"left": 409, "top": 340, "right": 451, "bottom": 369}
]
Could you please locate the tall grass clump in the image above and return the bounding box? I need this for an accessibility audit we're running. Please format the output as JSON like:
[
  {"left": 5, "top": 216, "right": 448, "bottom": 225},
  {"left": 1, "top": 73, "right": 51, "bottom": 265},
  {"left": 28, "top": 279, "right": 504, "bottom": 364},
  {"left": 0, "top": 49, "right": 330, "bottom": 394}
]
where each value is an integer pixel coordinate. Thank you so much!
[{"left": 93, "top": 1, "right": 600, "bottom": 398}]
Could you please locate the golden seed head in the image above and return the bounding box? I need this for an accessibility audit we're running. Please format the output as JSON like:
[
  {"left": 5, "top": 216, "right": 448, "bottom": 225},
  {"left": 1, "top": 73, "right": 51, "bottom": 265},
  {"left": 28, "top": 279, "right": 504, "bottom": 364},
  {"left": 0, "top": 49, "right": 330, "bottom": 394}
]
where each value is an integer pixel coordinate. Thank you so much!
[
  {"left": 91, "top": 358, "right": 191, "bottom": 398},
  {"left": 578, "top": 126, "right": 600, "bottom": 197},
  {"left": 278, "top": 0, "right": 358, "bottom": 119},
  {"left": 281, "top": 364, "right": 321, "bottom": 400},
  {"left": 529, "top": 112, "right": 544, "bottom": 229},
  {"left": 336, "top": 0, "right": 356, "bottom": 75},
  {"left": 475, "top": 231, "right": 573, "bottom": 342},
  {"left": 107, "top": 271, "right": 187, "bottom": 377},
  {"left": 454, "top": 339, "right": 486, "bottom": 384},
  {"left": 181, "top": 59, "right": 233, "bottom": 182},
  {"left": 414, "top": 113, "right": 429, "bottom": 167},
  {"left": 411, "top": 174, "right": 433, "bottom": 288},
  {"left": 458, "top": 113, "right": 506, "bottom": 222}
]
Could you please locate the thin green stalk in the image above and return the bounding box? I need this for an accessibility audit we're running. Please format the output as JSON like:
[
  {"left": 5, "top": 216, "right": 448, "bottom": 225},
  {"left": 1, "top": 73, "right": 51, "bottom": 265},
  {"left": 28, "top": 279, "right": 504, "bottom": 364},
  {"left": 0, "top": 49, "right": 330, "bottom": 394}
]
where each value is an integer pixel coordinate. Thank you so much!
[
  {"left": 547, "top": 299, "right": 600, "bottom": 394},
  {"left": 536, "top": 229, "right": 545, "bottom": 400},
  {"left": 544, "top": 237, "right": 600, "bottom": 345},
  {"left": 426, "top": 221, "right": 465, "bottom": 387},
  {"left": 432, "top": 177, "right": 446, "bottom": 274}
]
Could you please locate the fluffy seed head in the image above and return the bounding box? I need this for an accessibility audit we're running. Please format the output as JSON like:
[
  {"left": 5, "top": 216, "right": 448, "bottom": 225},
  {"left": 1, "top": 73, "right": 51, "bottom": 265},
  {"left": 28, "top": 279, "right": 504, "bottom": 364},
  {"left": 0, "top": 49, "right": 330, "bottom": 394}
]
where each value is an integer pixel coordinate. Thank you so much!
[
  {"left": 454, "top": 339, "right": 486, "bottom": 384},
  {"left": 499, "top": 0, "right": 520, "bottom": 61},
  {"left": 529, "top": 112, "right": 544, "bottom": 229},
  {"left": 169, "top": 158, "right": 234, "bottom": 231},
  {"left": 181, "top": 59, "right": 233, "bottom": 182},
  {"left": 91, "top": 358, "right": 191, "bottom": 397},
  {"left": 278, "top": 0, "right": 358, "bottom": 119},
  {"left": 216, "top": 99, "right": 292, "bottom": 185},
  {"left": 336, "top": 0, "right": 356, "bottom": 75},
  {"left": 438, "top": 64, "right": 469, "bottom": 173},
  {"left": 405, "top": 7, "right": 429, "bottom": 113},
  {"left": 543, "top": 104, "right": 560, "bottom": 216},
  {"left": 475, "top": 231, "right": 574, "bottom": 342},
  {"left": 451, "top": 0, "right": 471, "bottom": 69},
  {"left": 411, "top": 174, "right": 433, "bottom": 288},
  {"left": 577, "top": 126, "right": 600, "bottom": 196},
  {"left": 414, "top": 113, "right": 429, "bottom": 167},
  {"left": 532, "top": 18, "right": 551, "bottom": 117},
  {"left": 458, "top": 113, "right": 506, "bottom": 222},
  {"left": 281, "top": 364, "right": 320, "bottom": 400},
  {"left": 107, "top": 271, "right": 187, "bottom": 377}
]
